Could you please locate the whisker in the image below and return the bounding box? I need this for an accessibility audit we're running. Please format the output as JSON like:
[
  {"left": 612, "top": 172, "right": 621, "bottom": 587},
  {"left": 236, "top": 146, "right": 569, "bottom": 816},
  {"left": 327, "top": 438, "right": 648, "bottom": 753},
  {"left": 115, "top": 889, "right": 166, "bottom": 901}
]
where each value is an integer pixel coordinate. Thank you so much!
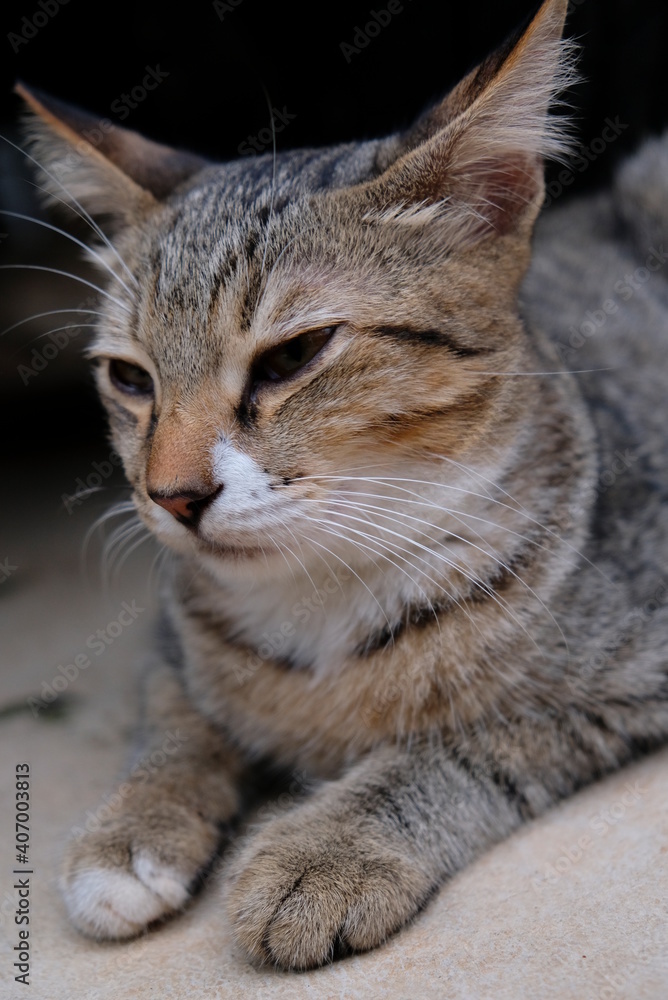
[
  {"left": 312, "top": 517, "right": 514, "bottom": 658},
  {"left": 1, "top": 307, "right": 105, "bottom": 339},
  {"left": 33, "top": 322, "right": 97, "bottom": 342},
  {"left": 293, "top": 473, "right": 570, "bottom": 654},
  {"left": 25, "top": 180, "right": 140, "bottom": 295},
  {"left": 294, "top": 470, "right": 612, "bottom": 585},
  {"left": 0, "top": 264, "right": 133, "bottom": 314},
  {"left": 300, "top": 489, "right": 546, "bottom": 555},
  {"left": 63, "top": 481, "right": 107, "bottom": 505},
  {"left": 111, "top": 524, "right": 155, "bottom": 585},
  {"left": 302, "top": 514, "right": 459, "bottom": 641},
  {"left": 0, "top": 132, "right": 138, "bottom": 288},
  {"left": 0, "top": 210, "right": 137, "bottom": 300},
  {"left": 295, "top": 490, "right": 560, "bottom": 647},
  {"left": 256, "top": 515, "right": 304, "bottom": 585},
  {"left": 81, "top": 499, "right": 137, "bottom": 584},
  {"left": 268, "top": 531, "right": 300, "bottom": 582},
  {"left": 103, "top": 519, "right": 146, "bottom": 586},
  {"left": 259, "top": 88, "right": 277, "bottom": 279},
  {"left": 327, "top": 493, "right": 566, "bottom": 656},
  {"left": 307, "top": 512, "right": 432, "bottom": 598},
  {"left": 148, "top": 541, "right": 173, "bottom": 593},
  {"left": 281, "top": 522, "right": 327, "bottom": 603},
  {"left": 10, "top": 322, "right": 98, "bottom": 361},
  {"left": 311, "top": 497, "right": 515, "bottom": 590},
  {"left": 466, "top": 367, "right": 616, "bottom": 376},
  {"left": 436, "top": 454, "right": 613, "bottom": 585},
  {"left": 295, "top": 528, "right": 392, "bottom": 634},
  {"left": 316, "top": 491, "right": 562, "bottom": 639},
  {"left": 288, "top": 523, "right": 344, "bottom": 595},
  {"left": 305, "top": 509, "right": 530, "bottom": 649},
  {"left": 323, "top": 500, "right": 547, "bottom": 654}
]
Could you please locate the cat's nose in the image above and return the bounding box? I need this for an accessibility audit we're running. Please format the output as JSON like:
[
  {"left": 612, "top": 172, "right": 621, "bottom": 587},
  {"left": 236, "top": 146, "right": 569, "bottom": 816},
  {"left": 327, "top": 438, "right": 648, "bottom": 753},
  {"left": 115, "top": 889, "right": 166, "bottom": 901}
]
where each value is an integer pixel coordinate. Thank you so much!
[{"left": 148, "top": 485, "right": 223, "bottom": 529}]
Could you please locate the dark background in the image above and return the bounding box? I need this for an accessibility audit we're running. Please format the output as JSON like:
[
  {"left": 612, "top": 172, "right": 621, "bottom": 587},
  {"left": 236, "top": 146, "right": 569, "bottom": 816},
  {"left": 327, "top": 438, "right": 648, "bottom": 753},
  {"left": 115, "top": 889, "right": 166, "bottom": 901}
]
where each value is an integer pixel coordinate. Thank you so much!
[{"left": 1, "top": 0, "right": 667, "bottom": 459}]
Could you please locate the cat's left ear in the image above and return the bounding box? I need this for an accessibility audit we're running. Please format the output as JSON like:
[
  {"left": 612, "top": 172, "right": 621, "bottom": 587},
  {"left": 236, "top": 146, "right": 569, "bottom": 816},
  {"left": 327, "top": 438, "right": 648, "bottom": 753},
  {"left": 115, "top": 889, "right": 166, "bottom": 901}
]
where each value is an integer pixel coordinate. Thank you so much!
[
  {"left": 364, "top": 0, "right": 575, "bottom": 246},
  {"left": 14, "top": 82, "right": 208, "bottom": 226}
]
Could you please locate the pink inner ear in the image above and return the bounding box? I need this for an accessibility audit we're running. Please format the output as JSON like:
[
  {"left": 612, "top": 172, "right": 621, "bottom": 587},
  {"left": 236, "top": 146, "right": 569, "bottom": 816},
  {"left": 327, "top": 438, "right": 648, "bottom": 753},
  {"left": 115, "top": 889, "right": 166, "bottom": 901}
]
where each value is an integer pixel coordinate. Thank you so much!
[
  {"left": 458, "top": 152, "right": 543, "bottom": 237},
  {"left": 385, "top": 142, "right": 544, "bottom": 242}
]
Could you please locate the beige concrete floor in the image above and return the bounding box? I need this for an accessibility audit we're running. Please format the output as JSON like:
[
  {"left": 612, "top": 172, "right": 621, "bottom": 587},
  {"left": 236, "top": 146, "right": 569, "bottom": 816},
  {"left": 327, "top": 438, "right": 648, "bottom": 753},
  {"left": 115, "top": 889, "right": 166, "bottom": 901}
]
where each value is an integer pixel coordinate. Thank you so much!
[{"left": 1, "top": 457, "right": 667, "bottom": 999}]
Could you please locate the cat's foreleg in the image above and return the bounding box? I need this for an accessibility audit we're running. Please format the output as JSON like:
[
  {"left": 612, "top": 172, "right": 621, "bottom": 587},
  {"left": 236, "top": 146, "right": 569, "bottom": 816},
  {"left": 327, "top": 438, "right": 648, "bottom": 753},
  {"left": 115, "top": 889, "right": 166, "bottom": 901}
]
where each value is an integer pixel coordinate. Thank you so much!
[
  {"left": 60, "top": 658, "right": 243, "bottom": 939},
  {"left": 226, "top": 713, "right": 630, "bottom": 970},
  {"left": 225, "top": 738, "right": 521, "bottom": 969}
]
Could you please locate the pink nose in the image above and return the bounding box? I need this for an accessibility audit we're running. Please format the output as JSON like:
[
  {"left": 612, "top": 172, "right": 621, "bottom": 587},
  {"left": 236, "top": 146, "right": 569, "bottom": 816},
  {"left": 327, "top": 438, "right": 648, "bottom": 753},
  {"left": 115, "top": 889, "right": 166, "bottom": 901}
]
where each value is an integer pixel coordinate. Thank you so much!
[{"left": 148, "top": 485, "right": 223, "bottom": 528}]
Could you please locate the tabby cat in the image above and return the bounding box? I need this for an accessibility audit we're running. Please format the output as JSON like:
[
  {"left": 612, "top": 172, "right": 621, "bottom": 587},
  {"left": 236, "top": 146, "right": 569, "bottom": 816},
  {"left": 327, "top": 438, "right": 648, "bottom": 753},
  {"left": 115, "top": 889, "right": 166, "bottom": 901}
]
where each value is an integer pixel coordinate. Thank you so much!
[{"left": 16, "top": 0, "right": 668, "bottom": 969}]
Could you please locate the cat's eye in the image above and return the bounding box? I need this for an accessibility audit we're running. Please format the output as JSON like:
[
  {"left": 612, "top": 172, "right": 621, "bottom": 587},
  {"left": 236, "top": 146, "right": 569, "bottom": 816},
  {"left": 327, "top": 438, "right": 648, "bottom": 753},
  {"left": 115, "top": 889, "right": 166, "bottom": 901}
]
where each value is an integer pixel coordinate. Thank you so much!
[
  {"left": 253, "top": 327, "right": 336, "bottom": 384},
  {"left": 108, "top": 359, "right": 154, "bottom": 396}
]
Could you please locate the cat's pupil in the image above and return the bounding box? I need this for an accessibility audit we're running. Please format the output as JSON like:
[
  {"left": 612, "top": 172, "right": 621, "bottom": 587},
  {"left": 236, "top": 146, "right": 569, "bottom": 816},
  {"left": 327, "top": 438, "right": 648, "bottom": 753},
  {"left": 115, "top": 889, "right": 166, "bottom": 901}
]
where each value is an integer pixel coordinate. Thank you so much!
[
  {"left": 258, "top": 327, "right": 335, "bottom": 383},
  {"left": 109, "top": 359, "right": 154, "bottom": 395},
  {"left": 285, "top": 339, "right": 304, "bottom": 363}
]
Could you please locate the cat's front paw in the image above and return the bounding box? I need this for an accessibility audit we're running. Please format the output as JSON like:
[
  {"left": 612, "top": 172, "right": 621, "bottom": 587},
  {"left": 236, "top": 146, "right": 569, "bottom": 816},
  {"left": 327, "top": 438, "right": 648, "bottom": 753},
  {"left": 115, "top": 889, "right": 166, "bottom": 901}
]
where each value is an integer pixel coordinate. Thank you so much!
[
  {"left": 226, "top": 814, "right": 428, "bottom": 969},
  {"left": 60, "top": 800, "right": 220, "bottom": 939}
]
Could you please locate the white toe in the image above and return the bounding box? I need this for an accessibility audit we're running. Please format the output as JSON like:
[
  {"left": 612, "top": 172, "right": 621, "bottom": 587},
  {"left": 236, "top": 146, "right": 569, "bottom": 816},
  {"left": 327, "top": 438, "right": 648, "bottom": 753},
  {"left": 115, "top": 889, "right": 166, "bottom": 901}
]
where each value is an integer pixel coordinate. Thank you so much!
[
  {"left": 133, "top": 853, "right": 191, "bottom": 908},
  {"left": 61, "top": 866, "right": 179, "bottom": 939}
]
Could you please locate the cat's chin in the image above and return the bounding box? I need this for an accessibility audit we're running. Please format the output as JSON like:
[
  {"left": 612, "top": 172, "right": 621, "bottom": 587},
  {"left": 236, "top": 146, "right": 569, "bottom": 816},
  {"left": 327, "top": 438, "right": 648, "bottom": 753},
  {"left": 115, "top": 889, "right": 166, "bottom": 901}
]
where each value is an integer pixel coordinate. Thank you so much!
[
  {"left": 143, "top": 506, "right": 274, "bottom": 563},
  {"left": 198, "top": 539, "right": 279, "bottom": 562},
  {"left": 196, "top": 541, "right": 289, "bottom": 585}
]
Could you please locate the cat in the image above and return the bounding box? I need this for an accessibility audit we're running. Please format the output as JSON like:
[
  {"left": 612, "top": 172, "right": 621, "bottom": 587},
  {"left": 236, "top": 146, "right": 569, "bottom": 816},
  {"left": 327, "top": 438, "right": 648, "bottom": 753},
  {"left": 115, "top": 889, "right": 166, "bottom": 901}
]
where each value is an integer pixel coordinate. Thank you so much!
[{"left": 14, "top": 0, "right": 668, "bottom": 970}]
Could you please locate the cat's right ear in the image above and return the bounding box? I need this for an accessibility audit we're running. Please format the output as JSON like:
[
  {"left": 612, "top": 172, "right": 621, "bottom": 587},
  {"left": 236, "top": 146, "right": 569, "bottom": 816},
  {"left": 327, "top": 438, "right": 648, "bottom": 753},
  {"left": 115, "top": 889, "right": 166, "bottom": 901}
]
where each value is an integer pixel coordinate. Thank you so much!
[{"left": 14, "top": 83, "right": 208, "bottom": 226}]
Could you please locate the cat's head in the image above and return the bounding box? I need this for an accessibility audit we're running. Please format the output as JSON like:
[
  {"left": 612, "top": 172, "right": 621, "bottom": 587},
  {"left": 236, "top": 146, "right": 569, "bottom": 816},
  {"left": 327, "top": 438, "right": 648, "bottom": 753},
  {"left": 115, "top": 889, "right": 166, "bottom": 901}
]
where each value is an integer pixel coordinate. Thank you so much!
[{"left": 18, "top": 0, "right": 575, "bottom": 576}]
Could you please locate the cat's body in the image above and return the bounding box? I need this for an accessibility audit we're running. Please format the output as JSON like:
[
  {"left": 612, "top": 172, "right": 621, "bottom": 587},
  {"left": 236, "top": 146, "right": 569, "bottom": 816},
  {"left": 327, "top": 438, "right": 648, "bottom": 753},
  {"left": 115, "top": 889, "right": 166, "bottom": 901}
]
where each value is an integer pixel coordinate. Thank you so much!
[{"left": 16, "top": 0, "right": 668, "bottom": 969}]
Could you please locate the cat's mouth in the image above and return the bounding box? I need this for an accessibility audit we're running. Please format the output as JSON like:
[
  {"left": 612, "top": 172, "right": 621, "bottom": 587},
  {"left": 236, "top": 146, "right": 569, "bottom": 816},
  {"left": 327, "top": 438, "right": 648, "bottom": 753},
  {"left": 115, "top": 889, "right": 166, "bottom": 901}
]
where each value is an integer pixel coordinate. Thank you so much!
[{"left": 144, "top": 494, "right": 280, "bottom": 561}]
